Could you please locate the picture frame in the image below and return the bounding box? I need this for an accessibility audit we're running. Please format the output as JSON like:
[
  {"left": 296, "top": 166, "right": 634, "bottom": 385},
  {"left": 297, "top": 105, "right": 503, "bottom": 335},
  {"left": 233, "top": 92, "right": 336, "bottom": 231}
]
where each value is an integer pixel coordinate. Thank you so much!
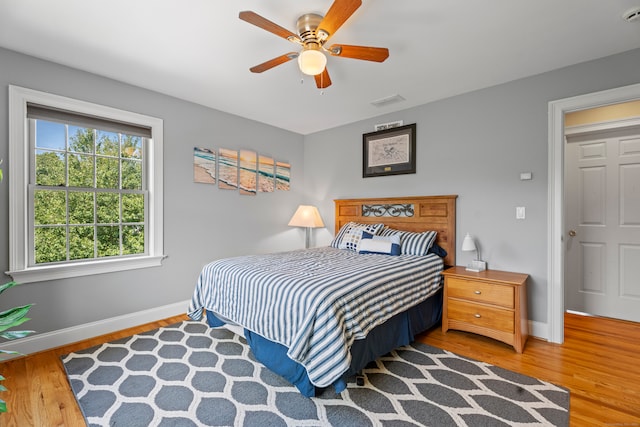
[{"left": 363, "top": 123, "right": 416, "bottom": 178}]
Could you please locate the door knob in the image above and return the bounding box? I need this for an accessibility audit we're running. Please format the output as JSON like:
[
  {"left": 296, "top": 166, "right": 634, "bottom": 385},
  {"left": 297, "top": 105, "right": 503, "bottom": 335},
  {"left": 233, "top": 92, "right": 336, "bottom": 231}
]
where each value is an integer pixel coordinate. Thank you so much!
[{"left": 568, "top": 230, "right": 577, "bottom": 237}]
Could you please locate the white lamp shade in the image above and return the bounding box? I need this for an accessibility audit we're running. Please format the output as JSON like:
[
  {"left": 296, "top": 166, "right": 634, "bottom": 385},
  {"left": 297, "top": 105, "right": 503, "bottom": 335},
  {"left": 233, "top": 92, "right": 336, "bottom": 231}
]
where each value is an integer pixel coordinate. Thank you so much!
[
  {"left": 461, "top": 233, "right": 477, "bottom": 252},
  {"left": 298, "top": 49, "right": 327, "bottom": 76},
  {"left": 288, "top": 205, "right": 325, "bottom": 228}
]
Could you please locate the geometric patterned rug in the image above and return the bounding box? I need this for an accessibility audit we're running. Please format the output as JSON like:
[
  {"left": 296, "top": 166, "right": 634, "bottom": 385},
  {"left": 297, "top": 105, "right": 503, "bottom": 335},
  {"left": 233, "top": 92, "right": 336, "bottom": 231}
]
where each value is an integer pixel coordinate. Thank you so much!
[{"left": 61, "top": 321, "right": 569, "bottom": 427}]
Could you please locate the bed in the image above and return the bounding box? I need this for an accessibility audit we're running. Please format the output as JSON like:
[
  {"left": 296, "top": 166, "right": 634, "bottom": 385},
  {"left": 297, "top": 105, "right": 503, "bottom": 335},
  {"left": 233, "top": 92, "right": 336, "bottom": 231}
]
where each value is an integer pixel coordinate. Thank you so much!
[{"left": 188, "top": 195, "right": 457, "bottom": 397}]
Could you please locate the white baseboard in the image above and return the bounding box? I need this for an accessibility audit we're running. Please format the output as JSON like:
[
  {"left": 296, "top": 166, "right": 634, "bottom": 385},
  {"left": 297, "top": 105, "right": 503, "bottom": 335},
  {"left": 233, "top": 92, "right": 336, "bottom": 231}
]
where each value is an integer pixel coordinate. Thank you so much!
[
  {"left": 529, "top": 319, "right": 549, "bottom": 342},
  {"left": 0, "top": 305, "right": 552, "bottom": 361},
  {"left": 0, "top": 300, "right": 190, "bottom": 359}
]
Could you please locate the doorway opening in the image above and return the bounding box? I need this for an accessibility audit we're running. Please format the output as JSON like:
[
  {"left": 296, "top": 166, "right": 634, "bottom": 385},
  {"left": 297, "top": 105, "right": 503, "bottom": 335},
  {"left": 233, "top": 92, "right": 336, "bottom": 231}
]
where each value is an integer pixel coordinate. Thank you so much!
[{"left": 548, "top": 82, "right": 640, "bottom": 344}]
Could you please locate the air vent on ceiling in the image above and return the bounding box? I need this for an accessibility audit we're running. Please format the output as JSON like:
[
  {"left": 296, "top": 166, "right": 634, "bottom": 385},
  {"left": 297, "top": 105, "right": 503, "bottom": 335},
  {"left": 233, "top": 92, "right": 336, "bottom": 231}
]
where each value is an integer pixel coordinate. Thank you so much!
[
  {"left": 622, "top": 6, "right": 640, "bottom": 22},
  {"left": 371, "top": 94, "right": 406, "bottom": 108}
]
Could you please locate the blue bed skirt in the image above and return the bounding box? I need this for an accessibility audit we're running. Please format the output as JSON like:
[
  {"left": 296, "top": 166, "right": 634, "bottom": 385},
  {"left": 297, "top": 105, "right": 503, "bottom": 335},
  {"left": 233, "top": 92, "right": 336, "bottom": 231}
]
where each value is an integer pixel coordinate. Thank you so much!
[{"left": 205, "top": 288, "right": 443, "bottom": 397}]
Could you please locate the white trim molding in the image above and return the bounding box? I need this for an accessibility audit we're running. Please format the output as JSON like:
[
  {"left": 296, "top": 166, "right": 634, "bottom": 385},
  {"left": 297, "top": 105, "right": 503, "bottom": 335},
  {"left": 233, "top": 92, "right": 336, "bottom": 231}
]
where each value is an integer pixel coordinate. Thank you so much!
[
  {"left": 0, "top": 300, "right": 190, "bottom": 359},
  {"left": 547, "top": 82, "right": 640, "bottom": 344},
  {"left": 7, "top": 85, "right": 165, "bottom": 283},
  {"left": 529, "top": 320, "right": 549, "bottom": 343}
]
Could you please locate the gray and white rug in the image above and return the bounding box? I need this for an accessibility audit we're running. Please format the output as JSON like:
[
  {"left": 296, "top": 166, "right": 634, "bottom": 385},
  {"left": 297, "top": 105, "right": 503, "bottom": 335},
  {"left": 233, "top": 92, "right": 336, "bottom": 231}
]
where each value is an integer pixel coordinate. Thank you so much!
[{"left": 61, "top": 321, "right": 569, "bottom": 426}]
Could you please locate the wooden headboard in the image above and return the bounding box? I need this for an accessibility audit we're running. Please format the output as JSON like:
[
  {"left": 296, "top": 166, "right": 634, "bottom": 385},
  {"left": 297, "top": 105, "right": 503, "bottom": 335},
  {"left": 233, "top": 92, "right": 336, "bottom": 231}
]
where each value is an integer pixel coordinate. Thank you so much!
[{"left": 334, "top": 195, "right": 458, "bottom": 267}]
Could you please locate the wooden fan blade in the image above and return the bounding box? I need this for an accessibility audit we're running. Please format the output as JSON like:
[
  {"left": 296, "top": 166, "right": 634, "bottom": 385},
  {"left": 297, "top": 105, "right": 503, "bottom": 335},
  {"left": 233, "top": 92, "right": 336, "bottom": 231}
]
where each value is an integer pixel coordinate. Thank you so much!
[
  {"left": 328, "top": 44, "right": 389, "bottom": 62},
  {"left": 314, "top": 68, "right": 332, "bottom": 89},
  {"left": 249, "top": 52, "right": 298, "bottom": 73},
  {"left": 239, "top": 11, "right": 301, "bottom": 44},
  {"left": 317, "top": 0, "right": 362, "bottom": 40}
]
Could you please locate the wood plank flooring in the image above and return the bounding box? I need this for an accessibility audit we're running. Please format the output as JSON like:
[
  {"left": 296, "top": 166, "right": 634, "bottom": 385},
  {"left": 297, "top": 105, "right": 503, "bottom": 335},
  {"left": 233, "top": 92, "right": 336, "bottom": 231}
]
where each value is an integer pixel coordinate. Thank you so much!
[
  {"left": 418, "top": 312, "right": 640, "bottom": 427},
  {"left": 0, "top": 312, "right": 638, "bottom": 426}
]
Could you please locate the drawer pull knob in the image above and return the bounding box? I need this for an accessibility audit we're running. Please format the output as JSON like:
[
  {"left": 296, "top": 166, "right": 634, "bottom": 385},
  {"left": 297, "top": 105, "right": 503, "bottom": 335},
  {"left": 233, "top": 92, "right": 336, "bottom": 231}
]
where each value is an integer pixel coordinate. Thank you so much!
[
  {"left": 474, "top": 313, "right": 481, "bottom": 318},
  {"left": 474, "top": 290, "right": 481, "bottom": 295}
]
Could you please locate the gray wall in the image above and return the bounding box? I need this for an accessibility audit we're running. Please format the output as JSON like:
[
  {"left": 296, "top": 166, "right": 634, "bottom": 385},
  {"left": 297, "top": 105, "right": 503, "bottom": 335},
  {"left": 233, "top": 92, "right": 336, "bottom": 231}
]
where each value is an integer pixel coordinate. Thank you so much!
[
  {"left": 304, "top": 48, "right": 640, "bottom": 324},
  {"left": 0, "top": 47, "right": 305, "bottom": 335},
  {"left": 2, "top": 45, "right": 640, "bottom": 338}
]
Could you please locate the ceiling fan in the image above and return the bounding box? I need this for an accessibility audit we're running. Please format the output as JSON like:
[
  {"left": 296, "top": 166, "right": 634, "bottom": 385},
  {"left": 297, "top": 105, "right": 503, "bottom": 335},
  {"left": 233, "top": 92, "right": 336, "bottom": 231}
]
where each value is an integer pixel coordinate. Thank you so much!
[{"left": 239, "top": 0, "right": 389, "bottom": 89}]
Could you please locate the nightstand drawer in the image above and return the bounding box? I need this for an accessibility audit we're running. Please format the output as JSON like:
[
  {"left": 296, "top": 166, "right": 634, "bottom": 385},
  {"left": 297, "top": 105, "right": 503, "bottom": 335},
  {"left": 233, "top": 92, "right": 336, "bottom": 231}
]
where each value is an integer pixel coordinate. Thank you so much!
[
  {"left": 447, "top": 298, "right": 515, "bottom": 333},
  {"left": 447, "top": 277, "right": 514, "bottom": 308}
]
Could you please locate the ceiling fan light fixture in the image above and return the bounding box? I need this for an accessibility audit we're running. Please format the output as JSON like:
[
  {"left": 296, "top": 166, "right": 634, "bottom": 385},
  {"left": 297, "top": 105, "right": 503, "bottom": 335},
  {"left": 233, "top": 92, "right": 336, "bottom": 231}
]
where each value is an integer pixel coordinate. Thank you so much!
[
  {"left": 240, "top": 1, "right": 386, "bottom": 88},
  {"left": 298, "top": 48, "right": 327, "bottom": 76}
]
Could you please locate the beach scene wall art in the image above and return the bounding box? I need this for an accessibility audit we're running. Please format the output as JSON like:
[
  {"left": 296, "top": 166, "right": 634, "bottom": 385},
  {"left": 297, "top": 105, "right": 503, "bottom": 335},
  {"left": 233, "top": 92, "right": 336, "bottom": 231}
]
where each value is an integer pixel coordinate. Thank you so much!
[
  {"left": 239, "top": 149, "right": 257, "bottom": 196},
  {"left": 276, "top": 161, "right": 291, "bottom": 191},
  {"left": 258, "top": 154, "right": 275, "bottom": 193},
  {"left": 218, "top": 148, "right": 238, "bottom": 190},
  {"left": 193, "top": 147, "right": 216, "bottom": 184},
  {"left": 193, "top": 147, "right": 290, "bottom": 195}
]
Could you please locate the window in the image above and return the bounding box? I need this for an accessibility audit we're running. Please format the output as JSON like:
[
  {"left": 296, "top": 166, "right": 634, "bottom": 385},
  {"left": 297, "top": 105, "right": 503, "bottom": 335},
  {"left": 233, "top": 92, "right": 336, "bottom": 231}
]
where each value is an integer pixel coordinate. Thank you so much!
[{"left": 8, "top": 86, "right": 164, "bottom": 283}]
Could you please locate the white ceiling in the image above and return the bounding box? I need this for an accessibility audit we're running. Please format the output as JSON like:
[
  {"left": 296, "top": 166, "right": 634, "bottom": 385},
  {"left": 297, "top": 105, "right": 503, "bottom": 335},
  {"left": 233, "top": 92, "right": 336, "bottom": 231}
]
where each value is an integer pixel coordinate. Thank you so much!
[{"left": 2, "top": 0, "right": 640, "bottom": 135}]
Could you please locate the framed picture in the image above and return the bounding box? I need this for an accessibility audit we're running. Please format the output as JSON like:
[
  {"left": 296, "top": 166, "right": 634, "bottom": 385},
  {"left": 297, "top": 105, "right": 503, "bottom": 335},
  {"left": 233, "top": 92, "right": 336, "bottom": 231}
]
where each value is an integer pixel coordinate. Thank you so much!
[{"left": 363, "top": 123, "right": 416, "bottom": 178}]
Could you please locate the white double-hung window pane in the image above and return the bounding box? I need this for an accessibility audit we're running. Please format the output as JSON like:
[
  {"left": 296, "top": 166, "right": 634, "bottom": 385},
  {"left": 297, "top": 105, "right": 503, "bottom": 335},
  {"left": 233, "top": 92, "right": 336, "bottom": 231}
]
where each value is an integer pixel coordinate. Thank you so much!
[{"left": 9, "top": 86, "right": 164, "bottom": 283}]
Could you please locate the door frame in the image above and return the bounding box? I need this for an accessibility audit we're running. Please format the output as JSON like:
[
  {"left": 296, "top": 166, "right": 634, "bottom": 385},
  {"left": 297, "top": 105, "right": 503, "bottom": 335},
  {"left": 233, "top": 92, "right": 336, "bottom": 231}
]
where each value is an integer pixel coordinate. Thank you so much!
[{"left": 547, "top": 82, "right": 640, "bottom": 344}]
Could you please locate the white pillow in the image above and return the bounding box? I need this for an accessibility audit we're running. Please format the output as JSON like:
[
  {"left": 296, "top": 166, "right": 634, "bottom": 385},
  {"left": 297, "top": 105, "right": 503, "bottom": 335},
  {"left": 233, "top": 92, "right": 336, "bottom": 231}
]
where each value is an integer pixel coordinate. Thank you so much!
[{"left": 357, "top": 232, "right": 401, "bottom": 255}]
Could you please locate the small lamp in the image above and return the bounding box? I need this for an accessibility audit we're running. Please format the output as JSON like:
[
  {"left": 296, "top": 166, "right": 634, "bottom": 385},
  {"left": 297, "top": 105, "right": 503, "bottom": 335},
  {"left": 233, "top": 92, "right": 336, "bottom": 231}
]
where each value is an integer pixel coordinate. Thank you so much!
[
  {"left": 288, "top": 205, "right": 325, "bottom": 248},
  {"left": 462, "top": 233, "right": 486, "bottom": 272}
]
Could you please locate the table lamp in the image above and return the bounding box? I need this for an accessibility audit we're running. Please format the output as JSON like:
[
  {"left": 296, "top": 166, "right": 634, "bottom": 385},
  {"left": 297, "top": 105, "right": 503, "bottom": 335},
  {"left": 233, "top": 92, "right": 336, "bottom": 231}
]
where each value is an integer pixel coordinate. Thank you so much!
[
  {"left": 462, "top": 233, "right": 486, "bottom": 272},
  {"left": 288, "top": 205, "right": 324, "bottom": 249}
]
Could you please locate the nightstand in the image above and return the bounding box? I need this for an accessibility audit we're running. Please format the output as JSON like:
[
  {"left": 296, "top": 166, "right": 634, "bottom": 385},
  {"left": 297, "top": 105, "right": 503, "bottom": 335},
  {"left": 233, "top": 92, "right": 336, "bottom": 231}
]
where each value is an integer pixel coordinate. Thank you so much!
[{"left": 441, "top": 266, "right": 529, "bottom": 353}]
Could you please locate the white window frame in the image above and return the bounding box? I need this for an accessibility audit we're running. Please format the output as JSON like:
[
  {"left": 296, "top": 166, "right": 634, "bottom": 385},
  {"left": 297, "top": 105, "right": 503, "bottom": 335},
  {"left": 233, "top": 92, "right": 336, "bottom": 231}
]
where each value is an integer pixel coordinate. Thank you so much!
[{"left": 7, "top": 85, "right": 165, "bottom": 283}]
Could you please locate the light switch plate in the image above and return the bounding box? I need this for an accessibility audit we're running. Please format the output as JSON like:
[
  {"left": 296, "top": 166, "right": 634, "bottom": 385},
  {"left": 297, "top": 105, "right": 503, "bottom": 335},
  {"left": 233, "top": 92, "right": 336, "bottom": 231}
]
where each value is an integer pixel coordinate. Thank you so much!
[{"left": 520, "top": 172, "right": 532, "bottom": 180}]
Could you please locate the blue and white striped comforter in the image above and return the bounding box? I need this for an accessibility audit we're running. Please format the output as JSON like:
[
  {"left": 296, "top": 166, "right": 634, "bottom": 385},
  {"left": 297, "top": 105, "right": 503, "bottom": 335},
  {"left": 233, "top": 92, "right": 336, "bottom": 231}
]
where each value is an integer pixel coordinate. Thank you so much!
[{"left": 188, "top": 247, "right": 443, "bottom": 388}]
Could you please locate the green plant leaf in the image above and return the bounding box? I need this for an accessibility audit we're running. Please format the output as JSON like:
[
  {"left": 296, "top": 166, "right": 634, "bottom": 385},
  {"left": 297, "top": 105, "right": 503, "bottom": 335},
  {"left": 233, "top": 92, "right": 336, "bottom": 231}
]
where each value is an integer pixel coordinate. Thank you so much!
[
  {"left": 0, "top": 318, "right": 31, "bottom": 334},
  {"left": 0, "top": 305, "right": 33, "bottom": 333},
  {"left": 0, "top": 399, "right": 6, "bottom": 413},
  {"left": 1, "top": 330, "right": 34, "bottom": 340},
  {"left": 0, "top": 281, "right": 20, "bottom": 296},
  {"left": 0, "top": 304, "right": 33, "bottom": 322},
  {"left": 0, "top": 385, "right": 6, "bottom": 392},
  {"left": 0, "top": 349, "right": 22, "bottom": 356}
]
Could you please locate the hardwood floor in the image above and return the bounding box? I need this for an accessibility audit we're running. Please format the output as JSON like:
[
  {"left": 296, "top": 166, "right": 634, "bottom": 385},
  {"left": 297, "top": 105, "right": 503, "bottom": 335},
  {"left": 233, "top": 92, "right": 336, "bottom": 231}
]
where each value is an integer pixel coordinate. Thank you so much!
[
  {"left": 0, "top": 312, "right": 638, "bottom": 426},
  {"left": 418, "top": 312, "right": 640, "bottom": 427},
  {"left": 0, "top": 314, "right": 188, "bottom": 427}
]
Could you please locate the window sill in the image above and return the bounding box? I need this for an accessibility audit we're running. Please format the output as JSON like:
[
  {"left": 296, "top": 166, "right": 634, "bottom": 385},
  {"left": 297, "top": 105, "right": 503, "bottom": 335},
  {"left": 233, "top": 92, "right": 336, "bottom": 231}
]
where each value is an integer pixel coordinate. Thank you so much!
[{"left": 6, "top": 255, "right": 166, "bottom": 284}]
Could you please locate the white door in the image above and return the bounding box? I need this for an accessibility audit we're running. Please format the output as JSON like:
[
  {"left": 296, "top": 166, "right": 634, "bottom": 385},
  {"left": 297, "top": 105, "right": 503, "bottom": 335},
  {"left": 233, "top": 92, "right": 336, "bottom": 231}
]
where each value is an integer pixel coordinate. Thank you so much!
[{"left": 564, "top": 126, "right": 640, "bottom": 322}]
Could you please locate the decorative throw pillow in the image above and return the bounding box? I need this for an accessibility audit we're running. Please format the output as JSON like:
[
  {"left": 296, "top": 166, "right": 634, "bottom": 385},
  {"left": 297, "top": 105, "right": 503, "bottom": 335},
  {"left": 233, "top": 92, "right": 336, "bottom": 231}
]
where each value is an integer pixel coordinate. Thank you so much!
[
  {"left": 399, "top": 230, "right": 438, "bottom": 256},
  {"left": 330, "top": 222, "right": 385, "bottom": 251},
  {"left": 357, "top": 231, "right": 401, "bottom": 255},
  {"left": 428, "top": 243, "right": 448, "bottom": 258},
  {"left": 379, "top": 226, "right": 403, "bottom": 237},
  {"left": 379, "top": 227, "right": 438, "bottom": 256}
]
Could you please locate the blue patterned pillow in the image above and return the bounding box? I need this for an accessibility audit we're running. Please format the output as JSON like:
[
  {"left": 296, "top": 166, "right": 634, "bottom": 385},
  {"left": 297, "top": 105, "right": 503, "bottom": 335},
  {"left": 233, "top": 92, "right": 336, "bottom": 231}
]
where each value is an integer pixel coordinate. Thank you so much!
[
  {"left": 330, "top": 222, "right": 385, "bottom": 251},
  {"left": 357, "top": 231, "right": 401, "bottom": 255}
]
